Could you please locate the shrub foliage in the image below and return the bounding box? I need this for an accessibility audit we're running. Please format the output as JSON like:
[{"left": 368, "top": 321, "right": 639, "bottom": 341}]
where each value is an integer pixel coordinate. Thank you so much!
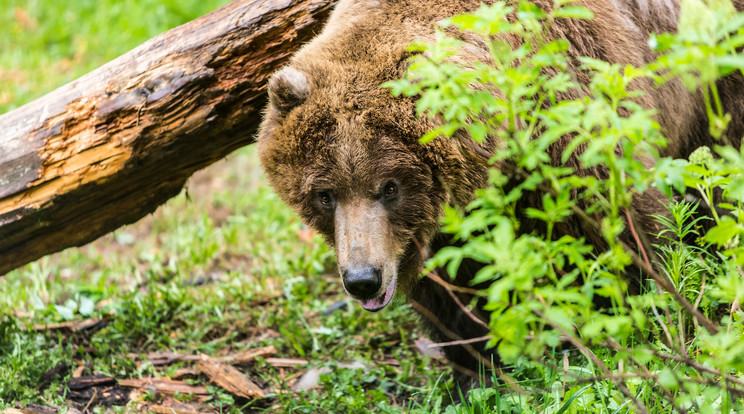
[{"left": 386, "top": 0, "right": 744, "bottom": 412}]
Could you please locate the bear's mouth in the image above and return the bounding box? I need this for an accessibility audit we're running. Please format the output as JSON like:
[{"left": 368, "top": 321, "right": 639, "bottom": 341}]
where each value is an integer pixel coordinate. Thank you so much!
[{"left": 359, "top": 274, "right": 396, "bottom": 312}]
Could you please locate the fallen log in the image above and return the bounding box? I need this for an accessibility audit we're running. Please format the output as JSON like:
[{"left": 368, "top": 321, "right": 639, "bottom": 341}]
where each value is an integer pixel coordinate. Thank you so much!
[{"left": 0, "top": 0, "right": 336, "bottom": 275}]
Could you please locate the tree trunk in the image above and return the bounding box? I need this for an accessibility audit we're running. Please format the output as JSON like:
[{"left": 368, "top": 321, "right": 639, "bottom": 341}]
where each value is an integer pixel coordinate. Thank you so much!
[{"left": 0, "top": 0, "right": 336, "bottom": 275}]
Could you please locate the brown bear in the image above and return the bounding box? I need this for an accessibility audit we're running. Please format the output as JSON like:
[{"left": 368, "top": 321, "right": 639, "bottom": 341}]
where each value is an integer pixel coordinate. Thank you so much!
[{"left": 258, "top": 0, "right": 744, "bottom": 383}]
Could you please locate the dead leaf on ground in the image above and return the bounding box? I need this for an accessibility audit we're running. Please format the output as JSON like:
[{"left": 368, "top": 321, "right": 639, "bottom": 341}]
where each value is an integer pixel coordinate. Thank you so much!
[
  {"left": 72, "top": 361, "right": 86, "bottom": 378},
  {"left": 13, "top": 8, "right": 38, "bottom": 31},
  {"left": 292, "top": 361, "right": 368, "bottom": 391},
  {"left": 295, "top": 226, "right": 317, "bottom": 245},
  {"left": 415, "top": 338, "right": 445, "bottom": 360},
  {"left": 198, "top": 354, "right": 265, "bottom": 399},
  {"left": 0, "top": 69, "right": 26, "bottom": 84},
  {"left": 0, "top": 92, "right": 13, "bottom": 106}
]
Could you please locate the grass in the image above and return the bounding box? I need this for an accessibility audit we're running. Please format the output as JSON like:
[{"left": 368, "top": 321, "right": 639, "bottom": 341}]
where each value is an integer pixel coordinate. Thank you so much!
[
  {"left": 0, "top": 0, "right": 233, "bottom": 112},
  {"left": 0, "top": 1, "right": 454, "bottom": 411}
]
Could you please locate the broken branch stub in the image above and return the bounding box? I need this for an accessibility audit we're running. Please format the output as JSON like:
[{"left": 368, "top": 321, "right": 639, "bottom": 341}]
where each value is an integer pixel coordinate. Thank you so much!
[{"left": 0, "top": 0, "right": 336, "bottom": 275}]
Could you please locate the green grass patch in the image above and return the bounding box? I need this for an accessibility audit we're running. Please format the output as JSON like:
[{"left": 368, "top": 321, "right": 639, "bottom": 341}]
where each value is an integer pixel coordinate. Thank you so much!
[{"left": 0, "top": 0, "right": 230, "bottom": 112}]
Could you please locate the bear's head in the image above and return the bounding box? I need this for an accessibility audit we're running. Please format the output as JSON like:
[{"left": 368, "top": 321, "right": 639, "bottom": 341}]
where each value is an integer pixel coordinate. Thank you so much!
[{"left": 258, "top": 62, "right": 487, "bottom": 311}]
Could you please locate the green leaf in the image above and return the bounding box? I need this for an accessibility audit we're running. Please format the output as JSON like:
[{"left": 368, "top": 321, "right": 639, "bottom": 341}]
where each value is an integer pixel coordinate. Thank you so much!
[
  {"left": 79, "top": 296, "right": 95, "bottom": 317},
  {"left": 657, "top": 367, "right": 680, "bottom": 390},
  {"left": 554, "top": 5, "right": 595, "bottom": 20},
  {"left": 704, "top": 216, "right": 740, "bottom": 246},
  {"left": 715, "top": 54, "right": 744, "bottom": 70},
  {"left": 54, "top": 305, "right": 74, "bottom": 321}
]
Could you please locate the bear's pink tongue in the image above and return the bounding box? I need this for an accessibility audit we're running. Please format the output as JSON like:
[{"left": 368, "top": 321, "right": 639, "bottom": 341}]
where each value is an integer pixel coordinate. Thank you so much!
[{"left": 359, "top": 277, "right": 396, "bottom": 312}]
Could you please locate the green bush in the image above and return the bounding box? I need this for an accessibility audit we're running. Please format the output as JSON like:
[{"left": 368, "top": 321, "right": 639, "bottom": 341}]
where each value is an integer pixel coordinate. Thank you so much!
[{"left": 387, "top": 0, "right": 744, "bottom": 412}]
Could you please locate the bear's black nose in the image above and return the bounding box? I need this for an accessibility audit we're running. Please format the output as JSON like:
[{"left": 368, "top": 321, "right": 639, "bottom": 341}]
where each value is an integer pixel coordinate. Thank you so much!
[{"left": 343, "top": 267, "right": 382, "bottom": 299}]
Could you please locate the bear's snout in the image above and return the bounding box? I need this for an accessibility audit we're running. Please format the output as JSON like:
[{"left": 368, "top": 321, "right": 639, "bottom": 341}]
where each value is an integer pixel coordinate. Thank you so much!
[
  {"left": 333, "top": 197, "right": 401, "bottom": 310},
  {"left": 342, "top": 267, "right": 382, "bottom": 299}
]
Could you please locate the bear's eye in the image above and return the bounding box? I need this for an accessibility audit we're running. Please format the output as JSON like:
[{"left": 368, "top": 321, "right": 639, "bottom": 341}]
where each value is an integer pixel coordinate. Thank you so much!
[
  {"left": 317, "top": 191, "right": 333, "bottom": 207},
  {"left": 383, "top": 181, "right": 398, "bottom": 198}
]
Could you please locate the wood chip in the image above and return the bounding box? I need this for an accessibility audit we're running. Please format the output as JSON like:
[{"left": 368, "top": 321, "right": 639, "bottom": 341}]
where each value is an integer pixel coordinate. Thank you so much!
[
  {"left": 197, "top": 354, "right": 264, "bottom": 399},
  {"left": 172, "top": 368, "right": 201, "bottom": 380},
  {"left": 118, "top": 377, "right": 209, "bottom": 396},
  {"left": 264, "top": 357, "right": 309, "bottom": 367},
  {"left": 72, "top": 361, "right": 86, "bottom": 378}
]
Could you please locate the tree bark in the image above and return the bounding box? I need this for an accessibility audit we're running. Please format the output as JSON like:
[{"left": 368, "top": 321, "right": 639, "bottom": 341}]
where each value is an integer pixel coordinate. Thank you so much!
[{"left": 0, "top": 0, "right": 336, "bottom": 275}]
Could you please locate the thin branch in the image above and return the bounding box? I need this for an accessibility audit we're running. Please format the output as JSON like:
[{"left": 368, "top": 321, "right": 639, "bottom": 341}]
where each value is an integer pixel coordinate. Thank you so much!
[
  {"left": 411, "top": 236, "right": 489, "bottom": 328},
  {"left": 605, "top": 339, "right": 744, "bottom": 390},
  {"left": 572, "top": 371, "right": 744, "bottom": 398},
  {"left": 625, "top": 208, "right": 652, "bottom": 268},
  {"left": 410, "top": 299, "right": 492, "bottom": 370},
  {"left": 534, "top": 310, "right": 650, "bottom": 414},
  {"left": 433, "top": 272, "right": 490, "bottom": 329},
  {"left": 625, "top": 352, "right": 691, "bottom": 413},
  {"left": 428, "top": 335, "right": 494, "bottom": 349},
  {"left": 410, "top": 299, "right": 527, "bottom": 394},
  {"left": 650, "top": 350, "right": 744, "bottom": 389},
  {"left": 425, "top": 270, "right": 483, "bottom": 296}
]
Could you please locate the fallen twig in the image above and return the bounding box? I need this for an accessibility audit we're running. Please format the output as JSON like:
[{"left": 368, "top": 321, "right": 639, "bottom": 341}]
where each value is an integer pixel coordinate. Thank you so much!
[
  {"left": 119, "top": 377, "right": 210, "bottom": 396},
  {"left": 264, "top": 357, "right": 309, "bottom": 367}
]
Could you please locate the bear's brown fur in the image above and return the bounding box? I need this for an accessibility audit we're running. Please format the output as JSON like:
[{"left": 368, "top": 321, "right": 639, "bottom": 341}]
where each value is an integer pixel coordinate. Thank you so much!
[{"left": 258, "top": 0, "right": 744, "bottom": 383}]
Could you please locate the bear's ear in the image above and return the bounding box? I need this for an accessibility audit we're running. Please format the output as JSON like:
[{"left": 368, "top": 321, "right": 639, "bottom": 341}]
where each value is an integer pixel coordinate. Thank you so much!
[{"left": 268, "top": 67, "right": 311, "bottom": 115}]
